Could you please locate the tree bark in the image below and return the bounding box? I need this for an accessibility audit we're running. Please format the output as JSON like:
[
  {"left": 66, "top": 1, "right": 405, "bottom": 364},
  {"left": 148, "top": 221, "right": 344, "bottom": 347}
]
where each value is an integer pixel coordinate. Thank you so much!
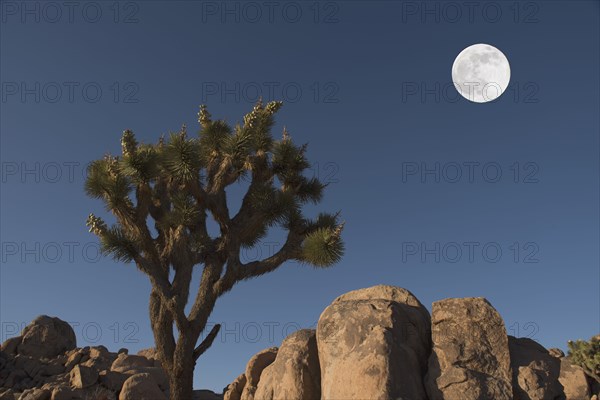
[
  {"left": 149, "top": 289, "right": 175, "bottom": 370},
  {"left": 150, "top": 259, "right": 225, "bottom": 400},
  {"left": 168, "top": 330, "right": 197, "bottom": 400},
  {"left": 167, "top": 358, "right": 195, "bottom": 400}
]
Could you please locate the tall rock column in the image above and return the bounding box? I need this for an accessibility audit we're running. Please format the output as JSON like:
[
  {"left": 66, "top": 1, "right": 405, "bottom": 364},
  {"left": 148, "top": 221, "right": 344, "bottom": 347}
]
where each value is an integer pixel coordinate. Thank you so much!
[
  {"left": 317, "top": 285, "right": 431, "bottom": 400},
  {"left": 425, "top": 297, "right": 513, "bottom": 400}
]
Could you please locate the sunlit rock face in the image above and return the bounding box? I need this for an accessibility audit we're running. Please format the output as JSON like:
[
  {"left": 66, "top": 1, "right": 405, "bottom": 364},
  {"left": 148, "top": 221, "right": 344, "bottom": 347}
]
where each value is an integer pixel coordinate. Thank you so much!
[
  {"left": 317, "top": 285, "right": 431, "bottom": 400},
  {"left": 425, "top": 297, "right": 513, "bottom": 400}
]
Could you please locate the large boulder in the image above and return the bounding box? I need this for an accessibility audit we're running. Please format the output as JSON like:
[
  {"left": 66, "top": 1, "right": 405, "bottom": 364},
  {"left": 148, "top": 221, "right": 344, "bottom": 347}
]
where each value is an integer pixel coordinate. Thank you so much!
[
  {"left": 240, "top": 348, "right": 278, "bottom": 400},
  {"left": 108, "top": 352, "right": 168, "bottom": 392},
  {"left": 123, "top": 366, "right": 169, "bottom": 392},
  {"left": 559, "top": 358, "right": 591, "bottom": 400},
  {"left": 69, "top": 365, "right": 98, "bottom": 389},
  {"left": 98, "top": 370, "right": 129, "bottom": 392},
  {"left": 317, "top": 285, "right": 431, "bottom": 400},
  {"left": 254, "top": 329, "right": 320, "bottom": 400},
  {"left": 136, "top": 348, "right": 159, "bottom": 361},
  {"left": 16, "top": 317, "right": 76, "bottom": 360},
  {"left": 548, "top": 348, "right": 565, "bottom": 359},
  {"left": 118, "top": 373, "right": 166, "bottom": 400},
  {"left": 110, "top": 353, "right": 154, "bottom": 373},
  {"left": 80, "top": 346, "right": 117, "bottom": 372},
  {"left": 425, "top": 297, "right": 513, "bottom": 400},
  {"left": 136, "top": 348, "right": 163, "bottom": 368},
  {"left": 64, "top": 349, "right": 85, "bottom": 372},
  {"left": 508, "top": 336, "right": 564, "bottom": 399},
  {"left": 0, "top": 338, "right": 21, "bottom": 357},
  {"left": 223, "top": 373, "right": 246, "bottom": 400}
]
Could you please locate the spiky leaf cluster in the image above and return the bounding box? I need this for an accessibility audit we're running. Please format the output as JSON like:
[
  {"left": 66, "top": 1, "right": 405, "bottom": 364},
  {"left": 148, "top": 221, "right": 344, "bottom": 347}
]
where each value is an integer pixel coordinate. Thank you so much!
[
  {"left": 86, "top": 214, "right": 139, "bottom": 262},
  {"left": 300, "top": 222, "right": 345, "bottom": 267},
  {"left": 85, "top": 156, "right": 133, "bottom": 211},
  {"left": 159, "top": 193, "right": 201, "bottom": 229},
  {"left": 161, "top": 127, "right": 203, "bottom": 184}
]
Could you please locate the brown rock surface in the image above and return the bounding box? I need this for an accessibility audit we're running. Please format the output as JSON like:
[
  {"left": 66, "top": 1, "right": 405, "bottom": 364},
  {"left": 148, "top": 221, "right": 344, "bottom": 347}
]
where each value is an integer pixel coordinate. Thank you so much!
[
  {"left": 223, "top": 373, "right": 246, "bottom": 400},
  {"left": 0, "top": 338, "right": 21, "bottom": 357},
  {"left": 254, "top": 329, "right": 320, "bottom": 400},
  {"left": 17, "top": 317, "right": 76, "bottom": 360},
  {"left": 559, "top": 358, "right": 591, "bottom": 400},
  {"left": 110, "top": 353, "right": 153, "bottom": 373},
  {"left": 240, "top": 348, "right": 277, "bottom": 400},
  {"left": 118, "top": 373, "right": 166, "bottom": 400},
  {"left": 68, "top": 365, "right": 97, "bottom": 389},
  {"left": 508, "top": 336, "right": 564, "bottom": 399},
  {"left": 317, "top": 285, "right": 431, "bottom": 400},
  {"left": 425, "top": 297, "right": 513, "bottom": 400},
  {"left": 98, "top": 370, "right": 128, "bottom": 393}
]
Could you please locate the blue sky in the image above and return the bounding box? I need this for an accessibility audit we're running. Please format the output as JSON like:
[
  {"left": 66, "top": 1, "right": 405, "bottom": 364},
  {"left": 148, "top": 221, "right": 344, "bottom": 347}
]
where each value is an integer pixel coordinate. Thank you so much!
[{"left": 1, "top": 0, "right": 599, "bottom": 392}]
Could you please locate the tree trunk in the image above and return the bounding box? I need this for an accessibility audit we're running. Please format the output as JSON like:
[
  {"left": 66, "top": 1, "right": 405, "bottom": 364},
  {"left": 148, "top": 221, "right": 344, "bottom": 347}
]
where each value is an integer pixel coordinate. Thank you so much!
[
  {"left": 168, "top": 361, "right": 195, "bottom": 400},
  {"left": 149, "top": 290, "right": 176, "bottom": 369},
  {"left": 168, "top": 331, "right": 197, "bottom": 400},
  {"left": 150, "top": 290, "right": 196, "bottom": 400}
]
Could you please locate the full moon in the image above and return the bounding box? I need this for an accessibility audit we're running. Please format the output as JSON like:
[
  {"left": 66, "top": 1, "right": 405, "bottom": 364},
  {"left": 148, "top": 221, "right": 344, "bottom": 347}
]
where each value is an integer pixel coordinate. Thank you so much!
[{"left": 452, "top": 43, "right": 511, "bottom": 103}]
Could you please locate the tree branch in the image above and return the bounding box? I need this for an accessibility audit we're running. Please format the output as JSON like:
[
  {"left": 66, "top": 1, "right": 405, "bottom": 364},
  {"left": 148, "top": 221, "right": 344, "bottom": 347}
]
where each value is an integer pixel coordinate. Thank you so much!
[
  {"left": 149, "top": 289, "right": 176, "bottom": 370},
  {"left": 214, "top": 229, "right": 303, "bottom": 296},
  {"left": 231, "top": 154, "right": 272, "bottom": 234},
  {"left": 206, "top": 191, "right": 231, "bottom": 238},
  {"left": 581, "top": 366, "right": 600, "bottom": 384},
  {"left": 187, "top": 257, "right": 225, "bottom": 336},
  {"left": 193, "top": 324, "right": 221, "bottom": 361},
  {"left": 134, "top": 255, "right": 190, "bottom": 331}
]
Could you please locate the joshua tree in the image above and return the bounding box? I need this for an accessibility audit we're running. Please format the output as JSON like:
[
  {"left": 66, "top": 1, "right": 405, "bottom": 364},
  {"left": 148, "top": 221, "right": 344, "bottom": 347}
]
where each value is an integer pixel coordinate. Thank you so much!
[
  {"left": 84, "top": 100, "right": 344, "bottom": 400},
  {"left": 568, "top": 335, "right": 600, "bottom": 383}
]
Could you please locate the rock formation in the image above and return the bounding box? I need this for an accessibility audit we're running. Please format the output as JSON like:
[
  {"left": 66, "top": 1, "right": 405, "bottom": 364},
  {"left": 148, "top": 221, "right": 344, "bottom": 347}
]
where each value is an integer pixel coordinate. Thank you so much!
[
  {"left": 225, "top": 285, "right": 599, "bottom": 400},
  {"left": 2, "top": 286, "right": 598, "bottom": 400},
  {"left": 0, "top": 316, "right": 220, "bottom": 400}
]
